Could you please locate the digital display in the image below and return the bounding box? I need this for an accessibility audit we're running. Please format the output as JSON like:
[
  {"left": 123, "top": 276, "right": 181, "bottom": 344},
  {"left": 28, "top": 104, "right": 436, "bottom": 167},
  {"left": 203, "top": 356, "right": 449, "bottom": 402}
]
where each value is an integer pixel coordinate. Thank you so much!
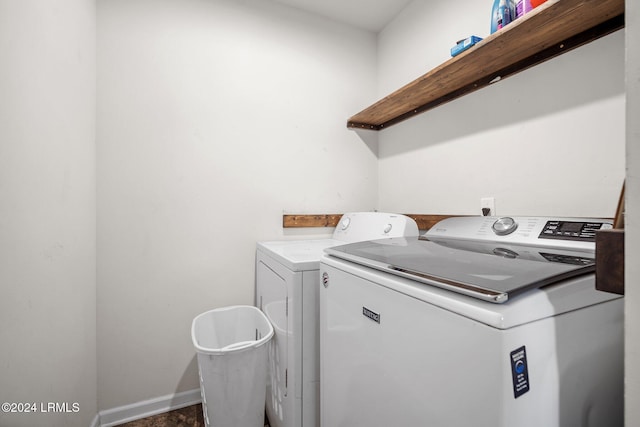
[{"left": 559, "top": 222, "right": 583, "bottom": 233}]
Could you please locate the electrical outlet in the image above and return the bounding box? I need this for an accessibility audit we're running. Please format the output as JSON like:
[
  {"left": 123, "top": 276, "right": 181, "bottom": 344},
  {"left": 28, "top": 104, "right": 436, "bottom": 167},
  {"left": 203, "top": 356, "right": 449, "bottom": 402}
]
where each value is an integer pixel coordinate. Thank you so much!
[{"left": 481, "top": 197, "right": 495, "bottom": 216}]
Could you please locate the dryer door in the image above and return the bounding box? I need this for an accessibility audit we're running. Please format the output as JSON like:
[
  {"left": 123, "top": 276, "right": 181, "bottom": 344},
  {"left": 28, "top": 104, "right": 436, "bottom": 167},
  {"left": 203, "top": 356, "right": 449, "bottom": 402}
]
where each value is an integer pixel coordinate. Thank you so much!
[{"left": 257, "top": 259, "right": 290, "bottom": 427}]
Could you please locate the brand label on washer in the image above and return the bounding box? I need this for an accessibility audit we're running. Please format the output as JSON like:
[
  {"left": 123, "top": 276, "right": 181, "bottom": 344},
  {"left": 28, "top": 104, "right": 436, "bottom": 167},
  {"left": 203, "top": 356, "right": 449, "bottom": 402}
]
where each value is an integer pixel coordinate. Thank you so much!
[
  {"left": 362, "top": 307, "right": 380, "bottom": 323},
  {"left": 510, "top": 346, "right": 530, "bottom": 398}
]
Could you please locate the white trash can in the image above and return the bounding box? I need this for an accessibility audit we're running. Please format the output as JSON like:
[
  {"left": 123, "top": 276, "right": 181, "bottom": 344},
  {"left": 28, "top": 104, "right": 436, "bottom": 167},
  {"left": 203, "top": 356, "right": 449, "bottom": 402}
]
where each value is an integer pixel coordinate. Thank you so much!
[{"left": 191, "top": 305, "right": 274, "bottom": 427}]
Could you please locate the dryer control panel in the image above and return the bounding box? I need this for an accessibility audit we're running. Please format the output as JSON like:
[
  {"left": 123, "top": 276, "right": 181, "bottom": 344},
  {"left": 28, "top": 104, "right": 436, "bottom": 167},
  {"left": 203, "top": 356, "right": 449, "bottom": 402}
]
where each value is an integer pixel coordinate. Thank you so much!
[{"left": 332, "top": 212, "right": 419, "bottom": 242}]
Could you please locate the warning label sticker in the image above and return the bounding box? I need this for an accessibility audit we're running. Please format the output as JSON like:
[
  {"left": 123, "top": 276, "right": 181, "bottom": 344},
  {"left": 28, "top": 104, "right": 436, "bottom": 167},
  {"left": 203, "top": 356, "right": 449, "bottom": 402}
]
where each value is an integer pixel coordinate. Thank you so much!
[{"left": 510, "top": 346, "right": 530, "bottom": 398}]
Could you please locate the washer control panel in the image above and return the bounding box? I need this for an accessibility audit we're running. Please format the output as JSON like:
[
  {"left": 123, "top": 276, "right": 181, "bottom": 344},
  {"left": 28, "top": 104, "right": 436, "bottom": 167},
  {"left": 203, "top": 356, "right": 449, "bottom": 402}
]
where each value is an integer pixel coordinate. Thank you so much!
[
  {"left": 426, "top": 216, "right": 613, "bottom": 251},
  {"left": 538, "top": 220, "right": 606, "bottom": 242}
]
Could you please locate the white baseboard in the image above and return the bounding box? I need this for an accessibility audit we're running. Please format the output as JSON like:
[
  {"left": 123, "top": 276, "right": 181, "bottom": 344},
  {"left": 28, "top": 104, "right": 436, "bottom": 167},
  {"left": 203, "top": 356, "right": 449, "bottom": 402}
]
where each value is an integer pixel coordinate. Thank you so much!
[
  {"left": 89, "top": 413, "right": 100, "bottom": 427},
  {"left": 97, "top": 389, "right": 202, "bottom": 427}
]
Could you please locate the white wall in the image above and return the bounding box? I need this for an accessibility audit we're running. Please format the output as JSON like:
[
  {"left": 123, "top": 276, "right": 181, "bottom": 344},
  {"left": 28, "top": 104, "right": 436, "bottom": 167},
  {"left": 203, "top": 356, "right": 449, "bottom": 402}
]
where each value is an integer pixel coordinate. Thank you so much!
[
  {"left": 2, "top": 1, "right": 633, "bottom": 424},
  {"left": 626, "top": 0, "right": 639, "bottom": 424},
  {"left": 376, "top": 0, "right": 625, "bottom": 218},
  {"left": 97, "top": 0, "right": 377, "bottom": 411},
  {"left": 0, "top": 1, "right": 97, "bottom": 426}
]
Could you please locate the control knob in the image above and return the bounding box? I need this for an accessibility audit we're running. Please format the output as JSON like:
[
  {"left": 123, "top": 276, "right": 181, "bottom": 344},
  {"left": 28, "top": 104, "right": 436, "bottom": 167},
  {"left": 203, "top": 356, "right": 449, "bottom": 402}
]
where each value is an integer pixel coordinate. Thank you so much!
[
  {"left": 492, "top": 217, "right": 518, "bottom": 236},
  {"left": 340, "top": 217, "right": 351, "bottom": 230}
]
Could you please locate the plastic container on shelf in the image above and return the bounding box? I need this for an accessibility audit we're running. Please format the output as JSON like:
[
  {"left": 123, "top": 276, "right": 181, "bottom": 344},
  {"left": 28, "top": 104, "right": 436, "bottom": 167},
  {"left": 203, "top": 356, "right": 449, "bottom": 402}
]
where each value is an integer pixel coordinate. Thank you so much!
[
  {"left": 531, "top": 0, "right": 548, "bottom": 8},
  {"left": 516, "top": 0, "right": 533, "bottom": 19},
  {"left": 491, "top": 0, "right": 516, "bottom": 33}
]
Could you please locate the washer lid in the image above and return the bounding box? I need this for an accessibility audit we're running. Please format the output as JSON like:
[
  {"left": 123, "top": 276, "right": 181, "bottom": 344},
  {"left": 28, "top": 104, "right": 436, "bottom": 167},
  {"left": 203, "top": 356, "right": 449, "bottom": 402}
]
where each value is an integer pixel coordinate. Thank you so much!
[{"left": 325, "top": 236, "right": 596, "bottom": 303}]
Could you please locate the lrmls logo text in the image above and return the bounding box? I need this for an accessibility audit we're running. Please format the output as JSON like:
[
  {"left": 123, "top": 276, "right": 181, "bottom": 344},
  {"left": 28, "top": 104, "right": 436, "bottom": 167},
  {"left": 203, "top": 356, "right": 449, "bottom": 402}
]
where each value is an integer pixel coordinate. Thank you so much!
[{"left": 41, "top": 402, "right": 80, "bottom": 413}]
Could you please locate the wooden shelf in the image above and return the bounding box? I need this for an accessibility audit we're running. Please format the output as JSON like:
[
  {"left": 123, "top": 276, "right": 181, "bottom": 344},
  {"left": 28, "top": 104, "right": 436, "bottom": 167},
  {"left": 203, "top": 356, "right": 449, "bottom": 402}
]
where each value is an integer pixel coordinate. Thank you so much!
[
  {"left": 348, "top": 0, "right": 624, "bottom": 131},
  {"left": 283, "top": 214, "right": 465, "bottom": 231}
]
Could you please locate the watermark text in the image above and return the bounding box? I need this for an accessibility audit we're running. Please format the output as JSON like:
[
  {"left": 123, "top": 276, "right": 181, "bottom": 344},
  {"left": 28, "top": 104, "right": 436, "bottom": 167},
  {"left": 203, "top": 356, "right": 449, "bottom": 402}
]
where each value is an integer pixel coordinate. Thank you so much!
[{"left": 2, "top": 402, "right": 80, "bottom": 413}]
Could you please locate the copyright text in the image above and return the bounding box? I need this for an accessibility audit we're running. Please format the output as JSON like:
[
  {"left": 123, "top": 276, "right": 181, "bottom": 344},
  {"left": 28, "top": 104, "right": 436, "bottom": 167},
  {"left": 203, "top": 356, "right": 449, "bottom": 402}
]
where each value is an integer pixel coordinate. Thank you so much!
[{"left": 1, "top": 402, "right": 80, "bottom": 413}]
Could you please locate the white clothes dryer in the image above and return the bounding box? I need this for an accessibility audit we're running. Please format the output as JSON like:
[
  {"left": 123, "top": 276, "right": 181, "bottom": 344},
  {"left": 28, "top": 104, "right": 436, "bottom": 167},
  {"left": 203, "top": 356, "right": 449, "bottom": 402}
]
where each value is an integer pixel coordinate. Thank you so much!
[
  {"left": 256, "top": 212, "right": 418, "bottom": 427},
  {"left": 320, "top": 216, "right": 623, "bottom": 427}
]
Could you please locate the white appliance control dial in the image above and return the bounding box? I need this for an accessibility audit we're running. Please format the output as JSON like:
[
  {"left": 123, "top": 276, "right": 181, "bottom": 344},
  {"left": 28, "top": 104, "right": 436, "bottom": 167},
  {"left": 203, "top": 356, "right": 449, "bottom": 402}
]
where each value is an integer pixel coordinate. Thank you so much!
[
  {"left": 492, "top": 217, "right": 518, "bottom": 235},
  {"left": 383, "top": 224, "right": 393, "bottom": 234},
  {"left": 340, "top": 217, "right": 351, "bottom": 230}
]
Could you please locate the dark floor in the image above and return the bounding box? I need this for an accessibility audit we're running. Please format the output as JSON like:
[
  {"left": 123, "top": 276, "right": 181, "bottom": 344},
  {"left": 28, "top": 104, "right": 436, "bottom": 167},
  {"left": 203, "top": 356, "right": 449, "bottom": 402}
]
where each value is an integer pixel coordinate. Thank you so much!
[
  {"left": 116, "top": 404, "right": 204, "bottom": 427},
  {"left": 116, "top": 404, "right": 270, "bottom": 427}
]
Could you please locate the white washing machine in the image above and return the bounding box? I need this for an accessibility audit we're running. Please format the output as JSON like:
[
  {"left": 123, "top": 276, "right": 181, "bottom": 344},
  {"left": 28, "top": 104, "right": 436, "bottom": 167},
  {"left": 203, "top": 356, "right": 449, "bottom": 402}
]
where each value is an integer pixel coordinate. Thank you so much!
[
  {"left": 319, "top": 216, "right": 623, "bottom": 427},
  {"left": 256, "top": 212, "right": 419, "bottom": 427}
]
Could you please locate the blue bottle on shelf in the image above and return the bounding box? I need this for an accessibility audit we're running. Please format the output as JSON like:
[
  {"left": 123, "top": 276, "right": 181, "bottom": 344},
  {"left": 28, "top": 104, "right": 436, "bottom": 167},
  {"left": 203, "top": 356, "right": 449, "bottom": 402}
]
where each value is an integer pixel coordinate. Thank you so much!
[{"left": 491, "top": 0, "right": 514, "bottom": 33}]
